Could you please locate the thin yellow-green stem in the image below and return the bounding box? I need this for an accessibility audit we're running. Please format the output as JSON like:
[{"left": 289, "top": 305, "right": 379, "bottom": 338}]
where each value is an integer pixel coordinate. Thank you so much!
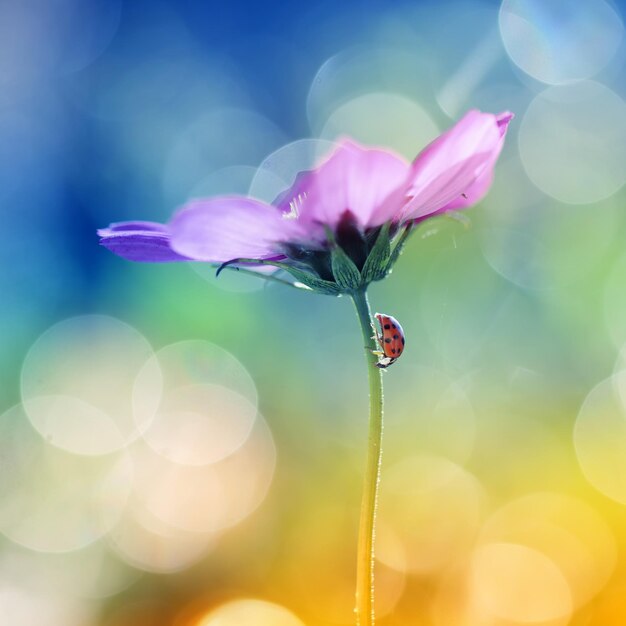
[{"left": 351, "top": 289, "right": 384, "bottom": 626}]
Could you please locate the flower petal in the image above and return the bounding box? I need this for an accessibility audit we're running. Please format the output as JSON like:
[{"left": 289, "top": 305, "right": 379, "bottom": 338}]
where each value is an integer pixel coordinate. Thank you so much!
[
  {"left": 275, "top": 140, "right": 410, "bottom": 231},
  {"left": 398, "top": 110, "right": 513, "bottom": 221},
  {"left": 436, "top": 111, "right": 513, "bottom": 212},
  {"left": 98, "top": 221, "right": 191, "bottom": 262},
  {"left": 169, "top": 196, "right": 306, "bottom": 263}
]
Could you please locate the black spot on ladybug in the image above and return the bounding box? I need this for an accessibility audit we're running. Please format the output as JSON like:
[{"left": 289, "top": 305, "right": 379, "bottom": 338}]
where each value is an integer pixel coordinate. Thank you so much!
[
  {"left": 384, "top": 338, "right": 391, "bottom": 344},
  {"left": 391, "top": 324, "right": 397, "bottom": 329},
  {"left": 393, "top": 334, "right": 399, "bottom": 339},
  {"left": 384, "top": 324, "right": 391, "bottom": 330},
  {"left": 401, "top": 337, "right": 405, "bottom": 345},
  {"left": 391, "top": 348, "right": 396, "bottom": 354}
]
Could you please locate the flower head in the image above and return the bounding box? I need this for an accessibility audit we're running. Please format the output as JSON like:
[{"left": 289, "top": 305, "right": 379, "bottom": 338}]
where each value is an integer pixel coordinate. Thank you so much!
[{"left": 99, "top": 109, "right": 512, "bottom": 294}]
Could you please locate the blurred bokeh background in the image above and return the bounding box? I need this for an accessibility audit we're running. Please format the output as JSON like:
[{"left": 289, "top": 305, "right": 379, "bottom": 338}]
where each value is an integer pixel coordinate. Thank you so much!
[{"left": 1, "top": 0, "right": 626, "bottom": 624}]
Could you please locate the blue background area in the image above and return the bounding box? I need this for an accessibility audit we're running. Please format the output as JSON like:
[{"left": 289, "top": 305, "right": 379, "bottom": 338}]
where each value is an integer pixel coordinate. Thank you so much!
[{"left": 1, "top": 0, "right": 622, "bottom": 336}]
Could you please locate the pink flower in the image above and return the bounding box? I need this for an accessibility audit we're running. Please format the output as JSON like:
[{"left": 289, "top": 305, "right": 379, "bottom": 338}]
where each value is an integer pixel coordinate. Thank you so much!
[{"left": 99, "top": 110, "right": 512, "bottom": 293}]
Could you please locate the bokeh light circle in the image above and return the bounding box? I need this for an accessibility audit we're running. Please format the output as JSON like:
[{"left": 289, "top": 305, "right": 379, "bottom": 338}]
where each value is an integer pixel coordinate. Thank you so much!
[
  {"left": 0, "top": 0, "right": 122, "bottom": 85},
  {"left": 432, "top": 555, "right": 572, "bottom": 626},
  {"left": 499, "top": 0, "right": 623, "bottom": 85},
  {"left": 163, "top": 108, "right": 287, "bottom": 206},
  {"left": 109, "top": 503, "right": 216, "bottom": 574},
  {"left": 135, "top": 340, "right": 257, "bottom": 405},
  {"left": 133, "top": 339, "right": 258, "bottom": 467},
  {"left": 248, "top": 138, "right": 336, "bottom": 205},
  {"left": 0, "top": 585, "right": 93, "bottom": 626},
  {"left": 575, "top": 373, "right": 626, "bottom": 504},
  {"left": 471, "top": 543, "right": 572, "bottom": 622},
  {"left": 196, "top": 599, "right": 305, "bottom": 626},
  {"left": 189, "top": 164, "right": 257, "bottom": 200},
  {"left": 519, "top": 81, "right": 626, "bottom": 204},
  {"left": 479, "top": 225, "right": 551, "bottom": 290},
  {"left": 378, "top": 455, "right": 484, "bottom": 574},
  {"left": 318, "top": 92, "right": 439, "bottom": 158},
  {"left": 0, "top": 541, "right": 141, "bottom": 600},
  {"left": 21, "top": 314, "right": 161, "bottom": 456},
  {"left": 306, "top": 45, "right": 434, "bottom": 135},
  {"left": 130, "top": 415, "right": 275, "bottom": 533},
  {"left": 480, "top": 492, "right": 616, "bottom": 608},
  {"left": 0, "top": 404, "right": 133, "bottom": 553},
  {"left": 139, "top": 383, "right": 257, "bottom": 467}
]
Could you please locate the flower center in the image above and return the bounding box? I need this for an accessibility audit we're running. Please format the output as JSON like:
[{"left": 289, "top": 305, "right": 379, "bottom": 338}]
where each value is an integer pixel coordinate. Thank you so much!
[{"left": 284, "top": 192, "right": 307, "bottom": 220}]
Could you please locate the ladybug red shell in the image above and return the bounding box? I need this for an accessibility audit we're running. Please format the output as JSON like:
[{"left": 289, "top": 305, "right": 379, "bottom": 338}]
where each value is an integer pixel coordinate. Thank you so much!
[{"left": 374, "top": 313, "right": 405, "bottom": 368}]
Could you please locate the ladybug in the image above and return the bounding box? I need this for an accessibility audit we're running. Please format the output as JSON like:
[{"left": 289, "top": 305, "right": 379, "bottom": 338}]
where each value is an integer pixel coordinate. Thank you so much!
[{"left": 373, "top": 313, "right": 405, "bottom": 368}]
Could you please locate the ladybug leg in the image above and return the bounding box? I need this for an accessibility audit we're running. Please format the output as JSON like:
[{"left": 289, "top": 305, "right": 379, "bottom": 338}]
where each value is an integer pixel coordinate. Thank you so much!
[
  {"left": 367, "top": 344, "right": 385, "bottom": 362},
  {"left": 368, "top": 317, "right": 386, "bottom": 362},
  {"left": 370, "top": 320, "right": 380, "bottom": 341},
  {"left": 372, "top": 328, "right": 383, "bottom": 348}
]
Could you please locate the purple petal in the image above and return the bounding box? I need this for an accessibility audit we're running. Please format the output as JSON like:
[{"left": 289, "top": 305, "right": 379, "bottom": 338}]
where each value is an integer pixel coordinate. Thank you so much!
[
  {"left": 497, "top": 111, "right": 514, "bottom": 135},
  {"left": 98, "top": 221, "right": 192, "bottom": 262},
  {"left": 437, "top": 167, "right": 495, "bottom": 213},
  {"left": 272, "top": 170, "right": 313, "bottom": 212},
  {"left": 397, "top": 110, "right": 513, "bottom": 222},
  {"left": 169, "top": 196, "right": 307, "bottom": 263},
  {"left": 432, "top": 111, "right": 514, "bottom": 213},
  {"left": 275, "top": 140, "right": 410, "bottom": 232}
]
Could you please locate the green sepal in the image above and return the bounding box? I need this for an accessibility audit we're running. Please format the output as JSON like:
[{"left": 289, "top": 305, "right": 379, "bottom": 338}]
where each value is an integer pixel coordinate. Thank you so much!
[
  {"left": 361, "top": 222, "right": 392, "bottom": 283},
  {"left": 322, "top": 225, "right": 362, "bottom": 290},
  {"left": 364, "top": 225, "right": 382, "bottom": 249},
  {"left": 216, "top": 257, "right": 340, "bottom": 295},
  {"left": 282, "top": 266, "right": 341, "bottom": 295},
  {"left": 215, "top": 264, "right": 315, "bottom": 292},
  {"left": 329, "top": 245, "right": 361, "bottom": 290},
  {"left": 387, "top": 223, "right": 414, "bottom": 268}
]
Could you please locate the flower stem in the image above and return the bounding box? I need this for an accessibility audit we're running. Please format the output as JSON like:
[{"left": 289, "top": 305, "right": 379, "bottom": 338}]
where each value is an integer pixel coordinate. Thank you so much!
[{"left": 351, "top": 289, "right": 384, "bottom": 626}]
